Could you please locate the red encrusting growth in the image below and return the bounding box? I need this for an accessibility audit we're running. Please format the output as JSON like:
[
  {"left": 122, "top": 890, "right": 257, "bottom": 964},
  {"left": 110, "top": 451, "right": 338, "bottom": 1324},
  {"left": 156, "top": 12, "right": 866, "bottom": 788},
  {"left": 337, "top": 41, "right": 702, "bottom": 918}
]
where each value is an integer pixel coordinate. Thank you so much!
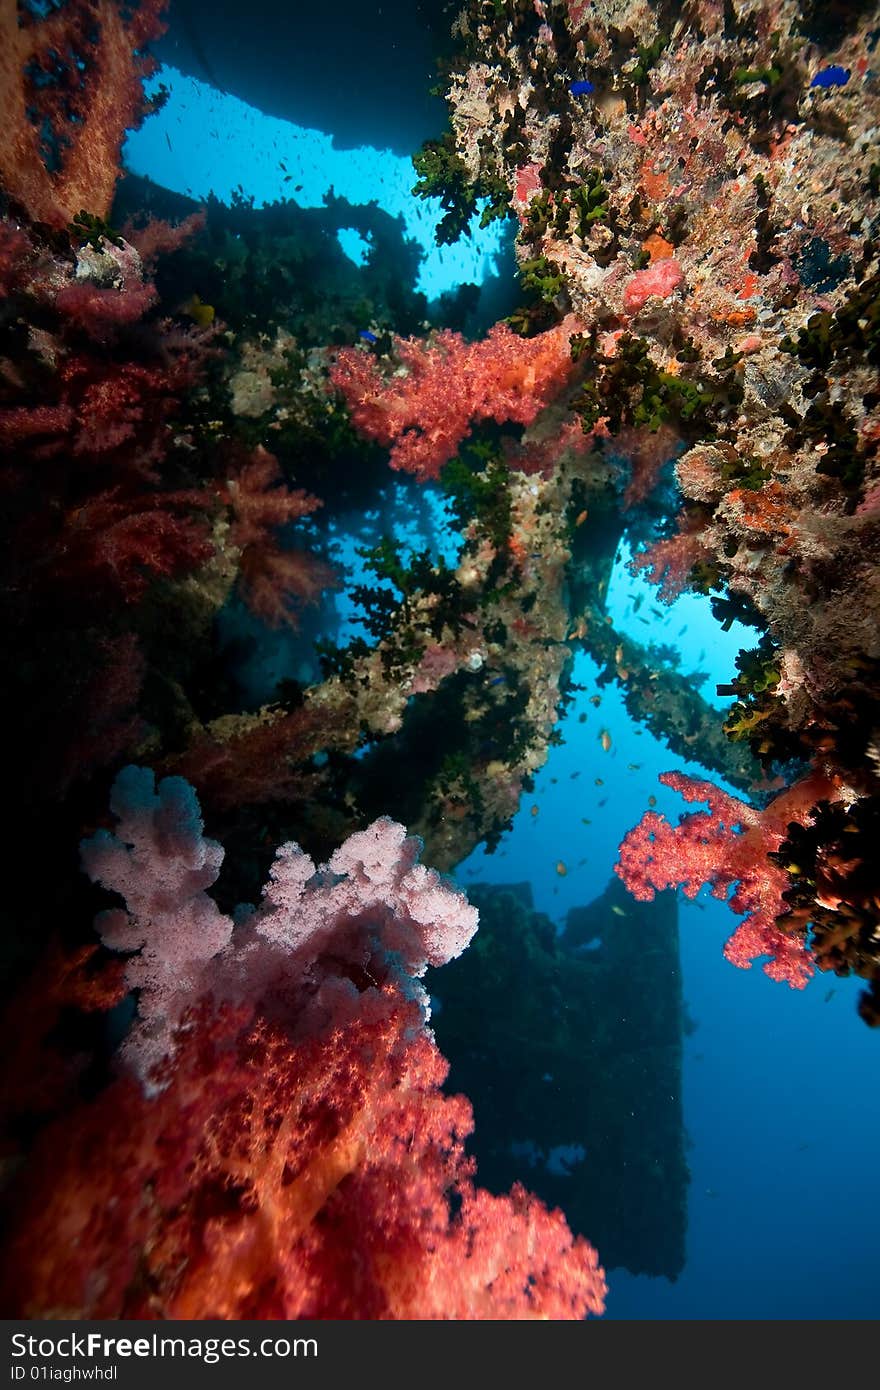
[{"left": 622, "top": 259, "right": 684, "bottom": 315}]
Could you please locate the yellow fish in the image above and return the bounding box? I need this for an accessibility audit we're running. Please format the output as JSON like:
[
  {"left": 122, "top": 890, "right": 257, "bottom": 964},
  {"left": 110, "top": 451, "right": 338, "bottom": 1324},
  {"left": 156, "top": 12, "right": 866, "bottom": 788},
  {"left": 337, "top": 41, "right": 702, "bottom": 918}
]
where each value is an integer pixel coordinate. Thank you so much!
[
  {"left": 181, "top": 292, "right": 215, "bottom": 327},
  {"left": 600, "top": 729, "right": 612, "bottom": 752},
  {"left": 556, "top": 860, "right": 567, "bottom": 876},
  {"left": 530, "top": 804, "right": 539, "bottom": 817}
]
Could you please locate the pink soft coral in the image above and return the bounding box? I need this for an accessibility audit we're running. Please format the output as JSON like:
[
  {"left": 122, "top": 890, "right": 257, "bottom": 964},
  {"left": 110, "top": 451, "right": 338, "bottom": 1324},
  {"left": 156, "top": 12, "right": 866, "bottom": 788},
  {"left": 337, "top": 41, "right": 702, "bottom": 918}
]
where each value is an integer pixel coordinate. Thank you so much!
[
  {"left": 623, "top": 259, "right": 684, "bottom": 315},
  {"left": 330, "top": 316, "right": 579, "bottom": 481},
  {"left": 81, "top": 766, "right": 480, "bottom": 1078},
  {"left": 615, "top": 770, "right": 839, "bottom": 987},
  {"left": 628, "top": 510, "right": 714, "bottom": 601}
]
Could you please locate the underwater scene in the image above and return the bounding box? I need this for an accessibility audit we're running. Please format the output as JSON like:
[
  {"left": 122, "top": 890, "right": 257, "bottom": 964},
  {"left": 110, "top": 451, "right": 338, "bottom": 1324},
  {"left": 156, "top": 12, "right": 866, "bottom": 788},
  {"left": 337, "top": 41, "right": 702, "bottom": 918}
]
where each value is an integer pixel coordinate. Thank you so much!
[{"left": 1, "top": 0, "right": 878, "bottom": 1321}]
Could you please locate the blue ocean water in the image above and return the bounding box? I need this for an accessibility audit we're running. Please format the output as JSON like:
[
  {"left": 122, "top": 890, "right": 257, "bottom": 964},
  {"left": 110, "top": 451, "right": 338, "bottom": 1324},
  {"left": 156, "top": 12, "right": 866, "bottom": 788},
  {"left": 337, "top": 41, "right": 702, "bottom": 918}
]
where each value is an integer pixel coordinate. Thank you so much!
[{"left": 122, "top": 51, "right": 880, "bottom": 1320}]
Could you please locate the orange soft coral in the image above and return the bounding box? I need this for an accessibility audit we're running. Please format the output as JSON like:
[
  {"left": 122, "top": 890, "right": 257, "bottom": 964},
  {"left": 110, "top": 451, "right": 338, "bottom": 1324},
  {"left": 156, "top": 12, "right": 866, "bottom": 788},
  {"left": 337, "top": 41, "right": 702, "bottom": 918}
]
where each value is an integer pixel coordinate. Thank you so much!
[{"left": 0, "top": 0, "right": 167, "bottom": 226}]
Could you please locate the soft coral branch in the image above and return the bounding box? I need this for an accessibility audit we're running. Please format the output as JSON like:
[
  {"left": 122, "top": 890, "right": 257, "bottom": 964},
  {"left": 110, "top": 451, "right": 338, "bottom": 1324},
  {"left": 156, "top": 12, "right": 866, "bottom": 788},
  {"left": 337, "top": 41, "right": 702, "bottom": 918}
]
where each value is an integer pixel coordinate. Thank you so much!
[
  {"left": 615, "top": 770, "right": 839, "bottom": 987},
  {"left": 221, "top": 445, "right": 338, "bottom": 628}
]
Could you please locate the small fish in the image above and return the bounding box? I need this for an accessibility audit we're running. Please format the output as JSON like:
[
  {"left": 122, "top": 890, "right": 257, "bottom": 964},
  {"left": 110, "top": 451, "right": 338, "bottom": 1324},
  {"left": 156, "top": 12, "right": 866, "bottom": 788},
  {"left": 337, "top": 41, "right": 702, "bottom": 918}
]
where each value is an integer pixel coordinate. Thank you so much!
[
  {"left": 638, "top": 616, "right": 651, "bottom": 625},
  {"left": 678, "top": 625, "right": 687, "bottom": 635},
  {"left": 530, "top": 804, "right": 540, "bottom": 817},
  {"left": 359, "top": 329, "right": 378, "bottom": 343},
  {"left": 633, "top": 594, "right": 644, "bottom": 613},
  {"left": 556, "top": 860, "right": 567, "bottom": 876},
  {"left": 550, "top": 777, "right": 558, "bottom": 784},
  {"left": 283, "top": 175, "right": 293, "bottom": 182},
  {"left": 577, "top": 857, "right": 588, "bottom": 867},
  {"left": 181, "top": 293, "right": 215, "bottom": 326},
  {"left": 648, "top": 794, "right": 657, "bottom": 807},
  {"left": 611, "top": 905, "right": 626, "bottom": 917},
  {"left": 651, "top": 607, "right": 664, "bottom": 619},
  {"left": 589, "top": 695, "right": 602, "bottom": 707},
  {"left": 575, "top": 509, "right": 589, "bottom": 527},
  {"left": 489, "top": 674, "right": 507, "bottom": 686},
  {"left": 570, "top": 79, "right": 595, "bottom": 95},
  {"left": 810, "top": 65, "right": 850, "bottom": 88},
  {"left": 581, "top": 817, "right": 591, "bottom": 825},
  {"left": 165, "top": 132, "right": 172, "bottom": 152},
  {"left": 570, "top": 770, "right": 581, "bottom": 780},
  {"left": 597, "top": 796, "right": 608, "bottom": 807},
  {"left": 627, "top": 762, "right": 642, "bottom": 771},
  {"left": 578, "top": 712, "right": 587, "bottom": 723},
  {"left": 594, "top": 777, "right": 604, "bottom": 786},
  {"left": 600, "top": 728, "right": 612, "bottom": 752},
  {"left": 824, "top": 988, "right": 836, "bottom": 1004}
]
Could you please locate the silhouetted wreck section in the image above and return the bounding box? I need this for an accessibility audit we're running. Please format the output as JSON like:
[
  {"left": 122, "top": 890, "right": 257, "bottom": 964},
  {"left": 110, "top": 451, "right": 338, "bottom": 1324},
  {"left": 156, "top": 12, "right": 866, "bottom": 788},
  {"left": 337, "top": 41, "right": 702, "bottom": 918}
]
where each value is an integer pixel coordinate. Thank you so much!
[{"left": 429, "top": 876, "right": 688, "bottom": 1280}]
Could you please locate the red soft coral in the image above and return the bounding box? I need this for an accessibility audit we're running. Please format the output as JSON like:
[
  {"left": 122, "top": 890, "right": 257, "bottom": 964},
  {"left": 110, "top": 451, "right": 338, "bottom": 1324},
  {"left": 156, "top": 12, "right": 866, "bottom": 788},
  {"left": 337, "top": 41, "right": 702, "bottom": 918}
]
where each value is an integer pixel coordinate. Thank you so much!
[
  {"left": 628, "top": 510, "right": 714, "bottom": 601},
  {"left": 54, "top": 278, "right": 158, "bottom": 339},
  {"left": 120, "top": 212, "right": 207, "bottom": 270},
  {"left": 330, "top": 316, "right": 580, "bottom": 481},
  {"left": 55, "top": 485, "right": 214, "bottom": 603},
  {"left": 615, "top": 770, "right": 839, "bottom": 987},
  {"left": 0, "top": 997, "right": 606, "bottom": 1320},
  {"left": 222, "top": 445, "right": 338, "bottom": 628}
]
